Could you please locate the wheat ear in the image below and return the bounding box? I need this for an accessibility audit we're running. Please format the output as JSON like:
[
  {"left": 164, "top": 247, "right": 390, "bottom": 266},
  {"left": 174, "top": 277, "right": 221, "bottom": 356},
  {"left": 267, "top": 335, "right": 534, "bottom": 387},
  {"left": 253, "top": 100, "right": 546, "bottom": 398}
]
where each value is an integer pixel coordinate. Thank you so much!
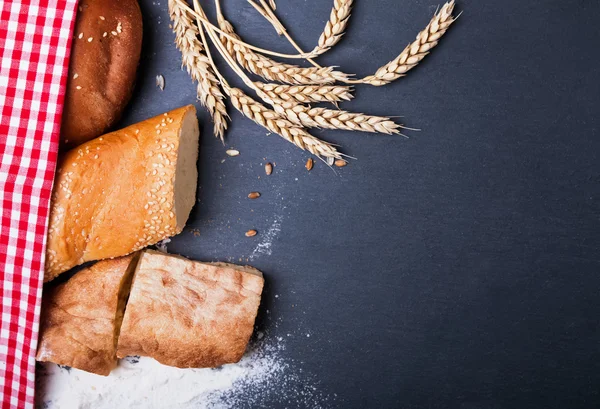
[
  {"left": 169, "top": 0, "right": 228, "bottom": 140},
  {"left": 255, "top": 82, "right": 353, "bottom": 104},
  {"left": 267, "top": 98, "right": 402, "bottom": 135},
  {"left": 217, "top": 16, "right": 349, "bottom": 85},
  {"left": 311, "top": 0, "right": 353, "bottom": 56},
  {"left": 227, "top": 87, "right": 342, "bottom": 159},
  {"left": 361, "top": 1, "right": 456, "bottom": 86},
  {"left": 195, "top": 2, "right": 343, "bottom": 160}
]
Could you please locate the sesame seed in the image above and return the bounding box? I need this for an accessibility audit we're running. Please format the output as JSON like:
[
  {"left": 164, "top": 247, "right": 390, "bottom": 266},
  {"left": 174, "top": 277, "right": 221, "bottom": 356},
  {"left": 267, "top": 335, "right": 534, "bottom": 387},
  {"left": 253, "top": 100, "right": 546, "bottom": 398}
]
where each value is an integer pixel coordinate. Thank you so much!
[
  {"left": 78, "top": 33, "right": 83, "bottom": 39},
  {"left": 111, "top": 31, "right": 117, "bottom": 36},
  {"left": 161, "top": 123, "right": 166, "bottom": 127},
  {"left": 135, "top": 129, "right": 140, "bottom": 134},
  {"left": 156, "top": 129, "right": 161, "bottom": 135},
  {"left": 103, "top": 32, "right": 108, "bottom": 37},
  {"left": 76, "top": 86, "right": 82, "bottom": 90},
  {"left": 99, "top": 16, "right": 105, "bottom": 20},
  {"left": 94, "top": 154, "right": 98, "bottom": 159},
  {"left": 163, "top": 113, "right": 168, "bottom": 116},
  {"left": 99, "top": 137, "right": 103, "bottom": 141},
  {"left": 87, "top": 37, "right": 93, "bottom": 42},
  {"left": 73, "top": 73, "right": 78, "bottom": 79}
]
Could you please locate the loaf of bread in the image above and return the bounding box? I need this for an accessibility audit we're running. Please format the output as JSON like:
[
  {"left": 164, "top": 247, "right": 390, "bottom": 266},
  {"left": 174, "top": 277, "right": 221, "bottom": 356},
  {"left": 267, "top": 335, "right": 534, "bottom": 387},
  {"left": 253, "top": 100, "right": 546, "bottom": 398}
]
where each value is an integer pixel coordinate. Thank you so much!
[
  {"left": 61, "top": 0, "right": 143, "bottom": 148},
  {"left": 36, "top": 254, "right": 139, "bottom": 375},
  {"left": 116, "top": 250, "right": 264, "bottom": 368},
  {"left": 45, "top": 105, "right": 199, "bottom": 282}
]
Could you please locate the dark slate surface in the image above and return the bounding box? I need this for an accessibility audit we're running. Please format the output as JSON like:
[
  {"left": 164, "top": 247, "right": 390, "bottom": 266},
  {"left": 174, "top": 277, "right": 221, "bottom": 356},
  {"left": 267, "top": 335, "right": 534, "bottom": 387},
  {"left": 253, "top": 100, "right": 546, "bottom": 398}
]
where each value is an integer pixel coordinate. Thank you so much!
[{"left": 117, "top": 0, "right": 600, "bottom": 408}]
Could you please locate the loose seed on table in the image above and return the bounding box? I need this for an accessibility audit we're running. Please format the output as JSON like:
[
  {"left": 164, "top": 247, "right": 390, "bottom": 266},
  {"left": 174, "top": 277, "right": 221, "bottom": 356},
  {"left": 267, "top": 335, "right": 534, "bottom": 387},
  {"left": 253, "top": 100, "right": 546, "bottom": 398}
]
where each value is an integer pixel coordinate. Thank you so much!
[{"left": 305, "top": 158, "right": 314, "bottom": 171}]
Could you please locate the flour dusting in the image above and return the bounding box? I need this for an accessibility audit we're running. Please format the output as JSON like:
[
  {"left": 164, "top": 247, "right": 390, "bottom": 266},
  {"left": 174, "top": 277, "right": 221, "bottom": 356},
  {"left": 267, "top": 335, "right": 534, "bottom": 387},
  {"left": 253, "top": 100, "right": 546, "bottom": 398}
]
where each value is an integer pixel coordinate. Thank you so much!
[
  {"left": 36, "top": 333, "right": 333, "bottom": 409},
  {"left": 249, "top": 213, "right": 282, "bottom": 260},
  {"left": 154, "top": 238, "right": 171, "bottom": 253}
]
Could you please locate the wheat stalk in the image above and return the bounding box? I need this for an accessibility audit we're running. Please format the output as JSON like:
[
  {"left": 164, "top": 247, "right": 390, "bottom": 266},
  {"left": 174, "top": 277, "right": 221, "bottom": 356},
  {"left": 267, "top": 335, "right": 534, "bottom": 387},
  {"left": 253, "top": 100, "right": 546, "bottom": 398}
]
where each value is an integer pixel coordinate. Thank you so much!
[
  {"left": 217, "top": 17, "right": 349, "bottom": 85},
  {"left": 194, "top": 1, "right": 344, "bottom": 160},
  {"left": 254, "top": 82, "right": 353, "bottom": 104},
  {"left": 361, "top": 1, "right": 456, "bottom": 86},
  {"left": 227, "top": 87, "right": 342, "bottom": 159},
  {"left": 169, "top": 0, "right": 228, "bottom": 140},
  {"left": 268, "top": 98, "right": 402, "bottom": 135},
  {"left": 311, "top": 0, "right": 353, "bottom": 56}
]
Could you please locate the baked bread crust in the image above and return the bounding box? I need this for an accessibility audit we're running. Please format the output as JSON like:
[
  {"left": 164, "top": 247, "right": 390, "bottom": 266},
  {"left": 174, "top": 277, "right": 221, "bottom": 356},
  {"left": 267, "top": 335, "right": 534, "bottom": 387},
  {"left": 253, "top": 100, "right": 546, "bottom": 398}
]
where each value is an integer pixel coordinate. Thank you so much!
[
  {"left": 116, "top": 250, "right": 265, "bottom": 368},
  {"left": 46, "top": 105, "right": 199, "bottom": 282},
  {"left": 61, "top": 0, "right": 143, "bottom": 148},
  {"left": 36, "top": 255, "right": 138, "bottom": 376}
]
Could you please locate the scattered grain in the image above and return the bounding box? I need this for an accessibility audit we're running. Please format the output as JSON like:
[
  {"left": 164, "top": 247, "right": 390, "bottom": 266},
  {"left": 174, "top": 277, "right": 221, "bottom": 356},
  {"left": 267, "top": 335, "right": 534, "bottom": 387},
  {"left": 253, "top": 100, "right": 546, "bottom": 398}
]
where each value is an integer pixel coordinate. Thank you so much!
[
  {"left": 265, "top": 162, "right": 273, "bottom": 175},
  {"left": 305, "top": 158, "right": 314, "bottom": 171},
  {"left": 245, "top": 229, "right": 258, "bottom": 237},
  {"left": 248, "top": 192, "right": 261, "bottom": 199},
  {"left": 334, "top": 159, "right": 347, "bottom": 167},
  {"left": 226, "top": 149, "right": 240, "bottom": 157},
  {"left": 156, "top": 74, "right": 165, "bottom": 90}
]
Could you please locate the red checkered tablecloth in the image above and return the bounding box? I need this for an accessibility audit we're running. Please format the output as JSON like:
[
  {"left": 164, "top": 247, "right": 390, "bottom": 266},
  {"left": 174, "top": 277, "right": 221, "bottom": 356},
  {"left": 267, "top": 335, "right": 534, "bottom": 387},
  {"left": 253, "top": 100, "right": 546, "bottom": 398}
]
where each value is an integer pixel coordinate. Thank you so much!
[{"left": 0, "top": 0, "right": 78, "bottom": 407}]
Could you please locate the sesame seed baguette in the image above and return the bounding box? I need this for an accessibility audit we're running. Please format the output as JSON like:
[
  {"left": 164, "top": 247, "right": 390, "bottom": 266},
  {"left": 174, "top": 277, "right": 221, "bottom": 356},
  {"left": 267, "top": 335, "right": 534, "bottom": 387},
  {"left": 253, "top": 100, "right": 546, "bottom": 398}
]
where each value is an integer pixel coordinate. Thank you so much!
[
  {"left": 62, "top": 0, "right": 143, "bottom": 148},
  {"left": 45, "top": 105, "right": 200, "bottom": 282}
]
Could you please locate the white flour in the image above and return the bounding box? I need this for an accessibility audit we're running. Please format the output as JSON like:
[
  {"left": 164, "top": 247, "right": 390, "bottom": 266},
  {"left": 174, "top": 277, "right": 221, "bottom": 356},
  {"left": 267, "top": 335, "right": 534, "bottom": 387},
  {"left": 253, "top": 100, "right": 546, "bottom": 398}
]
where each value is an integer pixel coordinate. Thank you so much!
[
  {"left": 36, "top": 334, "right": 333, "bottom": 409},
  {"left": 249, "top": 213, "right": 283, "bottom": 260}
]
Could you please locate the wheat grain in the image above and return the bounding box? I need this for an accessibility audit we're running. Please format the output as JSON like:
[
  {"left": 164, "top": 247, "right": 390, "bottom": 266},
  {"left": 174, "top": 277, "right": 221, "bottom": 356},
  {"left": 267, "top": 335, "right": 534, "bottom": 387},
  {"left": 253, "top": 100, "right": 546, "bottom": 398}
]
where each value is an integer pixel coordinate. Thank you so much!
[
  {"left": 254, "top": 82, "right": 353, "bottom": 104},
  {"left": 218, "top": 17, "right": 349, "bottom": 85},
  {"left": 264, "top": 95, "right": 402, "bottom": 134},
  {"left": 361, "top": 1, "right": 456, "bottom": 86},
  {"left": 169, "top": 0, "right": 228, "bottom": 140},
  {"left": 311, "top": 0, "right": 353, "bottom": 56},
  {"left": 227, "top": 87, "right": 342, "bottom": 159}
]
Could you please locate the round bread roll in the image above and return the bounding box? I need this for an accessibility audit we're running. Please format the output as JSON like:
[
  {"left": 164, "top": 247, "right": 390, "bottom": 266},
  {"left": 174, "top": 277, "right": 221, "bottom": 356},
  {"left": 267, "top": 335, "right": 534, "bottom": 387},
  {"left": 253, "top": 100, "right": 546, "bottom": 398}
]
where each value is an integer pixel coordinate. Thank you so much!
[{"left": 61, "top": 0, "right": 143, "bottom": 149}]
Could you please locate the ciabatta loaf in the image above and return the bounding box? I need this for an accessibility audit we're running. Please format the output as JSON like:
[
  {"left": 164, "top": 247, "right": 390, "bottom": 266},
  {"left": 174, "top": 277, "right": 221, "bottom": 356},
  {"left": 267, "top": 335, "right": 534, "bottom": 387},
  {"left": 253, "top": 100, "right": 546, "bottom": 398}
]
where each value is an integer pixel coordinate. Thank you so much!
[
  {"left": 116, "top": 250, "right": 264, "bottom": 368},
  {"left": 45, "top": 105, "right": 199, "bottom": 282},
  {"left": 36, "top": 255, "right": 139, "bottom": 375}
]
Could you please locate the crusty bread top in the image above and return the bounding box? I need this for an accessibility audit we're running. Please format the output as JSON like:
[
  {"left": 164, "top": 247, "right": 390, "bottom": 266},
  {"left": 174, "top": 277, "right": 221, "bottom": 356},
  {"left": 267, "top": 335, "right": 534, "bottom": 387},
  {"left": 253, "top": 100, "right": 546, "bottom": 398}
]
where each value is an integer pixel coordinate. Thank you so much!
[
  {"left": 61, "top": 0, "right": 143, "bottom": 148},
  {"left": 46, "top": 105, "right": 198, "bottom": 282},
  {"left": 36, "top": 255, "right": 137, "bottom": 376},
  {"left": 116, "top": 250, "right": 264, "bottom": 368}
]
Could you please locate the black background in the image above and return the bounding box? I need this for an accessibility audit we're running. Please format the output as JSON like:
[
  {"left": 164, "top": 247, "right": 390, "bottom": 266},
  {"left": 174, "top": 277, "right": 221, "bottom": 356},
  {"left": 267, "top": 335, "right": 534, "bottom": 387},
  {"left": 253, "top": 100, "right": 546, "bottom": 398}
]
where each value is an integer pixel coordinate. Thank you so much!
[{"left": 119, "top": 0, "right": 600, "bottom": 408}]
